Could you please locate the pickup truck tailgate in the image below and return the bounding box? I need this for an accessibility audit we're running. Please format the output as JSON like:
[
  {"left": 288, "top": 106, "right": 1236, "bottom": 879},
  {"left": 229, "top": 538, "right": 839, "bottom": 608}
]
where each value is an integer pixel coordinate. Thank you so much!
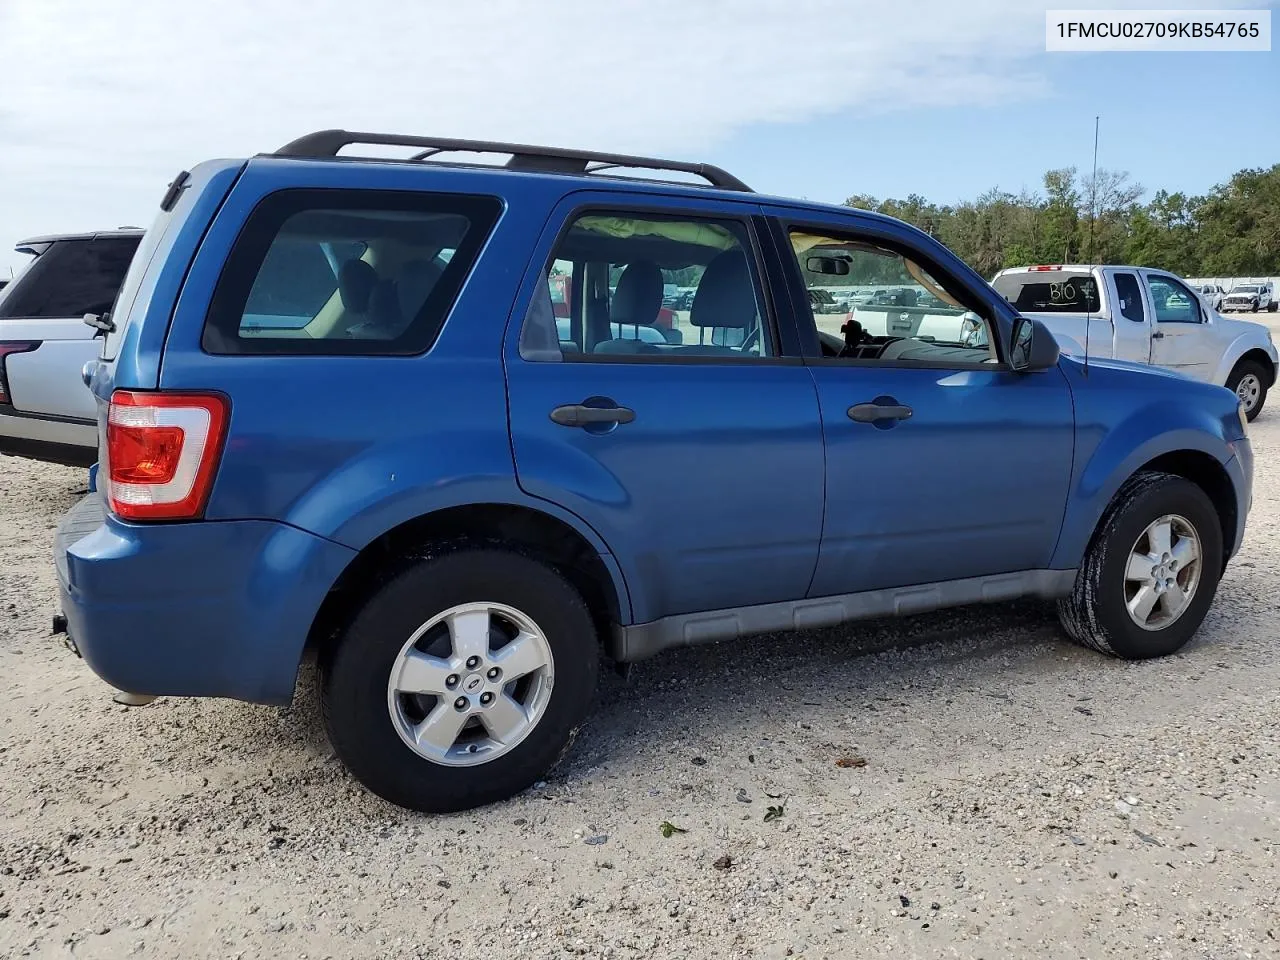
[{"left": 3, "top": 332, "right": 100, "bottom": 419}]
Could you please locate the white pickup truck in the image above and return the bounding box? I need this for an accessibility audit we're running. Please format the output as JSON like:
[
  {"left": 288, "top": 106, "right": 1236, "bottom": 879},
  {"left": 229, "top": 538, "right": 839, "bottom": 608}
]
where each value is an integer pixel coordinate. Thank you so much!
[
  {"left": 1222, "top": 280, "right": 1276, "bottom": 314},
  {"left": 0, "top": 229, "right": 142, "bottom": 466},
  {"left": 991, "top": 265, "right": 1279, "bottom": 420}
]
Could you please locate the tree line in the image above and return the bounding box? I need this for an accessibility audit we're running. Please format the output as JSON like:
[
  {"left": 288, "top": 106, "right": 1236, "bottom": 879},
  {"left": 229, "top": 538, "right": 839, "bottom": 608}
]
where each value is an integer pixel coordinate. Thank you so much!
[{"left": 844, "top": 163, "right": 1280, "bottom": 281}]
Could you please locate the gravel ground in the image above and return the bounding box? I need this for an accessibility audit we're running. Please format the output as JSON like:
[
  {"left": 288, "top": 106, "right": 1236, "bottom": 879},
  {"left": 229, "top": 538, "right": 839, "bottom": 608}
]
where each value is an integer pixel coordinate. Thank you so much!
[{"left": 2, "top": 414, "right": 1277, "bottom": 960}]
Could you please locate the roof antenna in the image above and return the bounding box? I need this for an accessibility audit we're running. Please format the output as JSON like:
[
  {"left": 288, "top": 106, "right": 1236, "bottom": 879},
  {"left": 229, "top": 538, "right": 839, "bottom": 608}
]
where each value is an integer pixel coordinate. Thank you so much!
[{"left": 1083, "top": 115, "right": 1100, "bottom": 376}]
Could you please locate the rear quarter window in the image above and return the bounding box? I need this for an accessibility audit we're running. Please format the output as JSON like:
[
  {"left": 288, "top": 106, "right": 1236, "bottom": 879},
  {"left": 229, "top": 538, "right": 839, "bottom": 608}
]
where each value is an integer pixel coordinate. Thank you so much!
[{"left": 201, "top": 189, "right": 501, "bottom": 356}]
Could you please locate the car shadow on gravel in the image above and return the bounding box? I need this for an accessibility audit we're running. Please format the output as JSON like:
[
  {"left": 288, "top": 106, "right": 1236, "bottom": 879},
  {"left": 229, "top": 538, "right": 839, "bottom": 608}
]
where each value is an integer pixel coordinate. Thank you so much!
[
  {"left": 259, "top": 598, "right": 1068, "bottom": 796},
  {"left": 557, "top": 599, "right": 1070, "bottom": 776}
]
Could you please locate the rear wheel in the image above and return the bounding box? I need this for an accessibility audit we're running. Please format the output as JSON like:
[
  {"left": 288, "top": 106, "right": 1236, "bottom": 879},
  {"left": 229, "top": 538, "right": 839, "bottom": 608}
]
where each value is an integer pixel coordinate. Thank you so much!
[
  {"left": 321, "top": 548, "right": 599, "bottom": 812},
  {"left": 1227, "top": 359, "right": 1269, "bottom": 421},
  {"left": 1058, "top": 471, "right": 1222, "bottom": 660}
]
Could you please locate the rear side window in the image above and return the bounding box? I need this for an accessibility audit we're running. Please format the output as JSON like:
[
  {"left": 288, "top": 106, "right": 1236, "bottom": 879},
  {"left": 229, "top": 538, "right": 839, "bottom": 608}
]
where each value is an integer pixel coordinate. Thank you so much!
[
  {"left": 0, "top": 237, "right": 139, "bottom": 320},
  {"left": 1113, "top": 272, "right": 1145, "bottom": 323},
  {"left": 991, "top": 271, "right": 1101, "bottom": 313},
  {"left": 202, "top": 189, "right": 501, "bottom": 355}
]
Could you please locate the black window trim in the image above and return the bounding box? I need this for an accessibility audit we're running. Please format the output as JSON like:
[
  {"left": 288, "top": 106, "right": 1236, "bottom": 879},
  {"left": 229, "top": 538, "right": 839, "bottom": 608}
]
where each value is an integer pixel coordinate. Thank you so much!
[
  {"left": 764, "top": 214, "right": 1013, "bottom": 372},
  {"left": 524, "top": 200, "right": 804, "bottom": 367},
  {"left": 200, "top": 186, "right": 503, "bottom": 357}
]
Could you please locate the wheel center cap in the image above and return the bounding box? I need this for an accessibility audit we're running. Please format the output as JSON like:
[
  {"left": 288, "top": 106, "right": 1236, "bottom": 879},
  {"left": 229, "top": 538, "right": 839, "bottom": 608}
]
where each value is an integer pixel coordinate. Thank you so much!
[{"left": 463, "top": 674, "right": 485, "bottom": 694}]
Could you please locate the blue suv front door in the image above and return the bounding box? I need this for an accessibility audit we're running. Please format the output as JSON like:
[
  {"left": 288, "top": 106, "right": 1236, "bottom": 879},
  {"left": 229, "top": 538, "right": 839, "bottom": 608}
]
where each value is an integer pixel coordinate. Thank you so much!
[
  {"left": 504, "top": 194, "right": 824, "bottom": 625},
  {"left": 766, "top": 209, "right": 1076, "bottom": 597}
]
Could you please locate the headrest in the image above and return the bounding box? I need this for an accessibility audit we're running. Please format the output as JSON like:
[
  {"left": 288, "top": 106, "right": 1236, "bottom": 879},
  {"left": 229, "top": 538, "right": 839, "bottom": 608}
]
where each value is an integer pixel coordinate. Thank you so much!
[
  {"left": 338, "top": 259, "right": 376, "bottom": 312},
  {"left": 398, "top": 258, "right": 443, "bottom": 318},
  {"left": 611, "top": 260, "right": 663, "bottom": 327},
  {"left": 689, "top": 250, "right": 758, "bottom": 329},
  {"left": 367, "top": 279, "right": 403, "bottom": 331},
  {"left": 594, "top": 338, "right": 661, "bottom": 355}
]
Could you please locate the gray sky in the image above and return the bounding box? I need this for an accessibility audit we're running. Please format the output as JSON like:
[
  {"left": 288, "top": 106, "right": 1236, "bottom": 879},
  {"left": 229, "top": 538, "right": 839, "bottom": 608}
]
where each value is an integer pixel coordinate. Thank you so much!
[{"left": 0, "top": 0, "right": 1266, "bottom": 274}]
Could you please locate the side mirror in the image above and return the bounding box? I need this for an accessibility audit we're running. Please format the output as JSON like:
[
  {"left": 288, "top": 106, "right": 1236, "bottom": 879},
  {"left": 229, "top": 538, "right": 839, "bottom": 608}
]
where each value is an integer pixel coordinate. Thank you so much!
[{"left": 1009, "top": 316, "right": 1060, "bottom": 373}]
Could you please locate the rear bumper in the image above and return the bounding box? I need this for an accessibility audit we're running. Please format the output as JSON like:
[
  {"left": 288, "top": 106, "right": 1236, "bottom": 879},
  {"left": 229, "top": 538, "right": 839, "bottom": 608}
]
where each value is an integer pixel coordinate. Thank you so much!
[{"left": 55, "top": 494, "right": 356, "bottom": 705}]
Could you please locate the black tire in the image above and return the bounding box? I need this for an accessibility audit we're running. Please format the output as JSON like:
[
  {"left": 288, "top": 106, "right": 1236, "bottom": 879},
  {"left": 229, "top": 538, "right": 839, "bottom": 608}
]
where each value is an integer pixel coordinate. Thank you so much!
[
  {"left": 1268, "top": 301, "right": 1277, "bottom": 313},
  {"left": 1226, "top": 359, "right": 1270, "bottom": 421},
  {"left": 320, "top": 548, "right": 599, "bottom": 813},
  {"left": 1057, "top": 471, "right": 1223, "bottom": 660}
]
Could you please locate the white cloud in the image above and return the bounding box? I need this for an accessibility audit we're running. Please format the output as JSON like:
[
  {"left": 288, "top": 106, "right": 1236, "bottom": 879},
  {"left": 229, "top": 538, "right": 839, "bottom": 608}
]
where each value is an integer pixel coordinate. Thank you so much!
[{"left": 0, "top": 0, "right": 1262, "bottom": 269}]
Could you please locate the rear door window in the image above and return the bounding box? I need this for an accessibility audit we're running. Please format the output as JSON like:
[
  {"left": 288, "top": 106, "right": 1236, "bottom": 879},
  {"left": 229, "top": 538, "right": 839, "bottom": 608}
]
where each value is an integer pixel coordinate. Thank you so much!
[
  {"left": 521, "top": 212, "right": 774, "bottom": 361},
  {"left": 202, "top": 189, "right": 501, "bottom": 356},
  {"left": 0, "top": 237, "right": 139, "bottom": 321},
  {"left": 1113, "top": 272, "right": 1145, "bottom": 323}
]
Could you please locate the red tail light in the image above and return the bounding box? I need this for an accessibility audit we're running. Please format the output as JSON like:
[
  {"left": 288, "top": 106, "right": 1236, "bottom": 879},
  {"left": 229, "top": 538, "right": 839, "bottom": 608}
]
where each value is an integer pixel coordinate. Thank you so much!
[
  {"left": 105, "top": 390, "right": 229, "bottom": 520},
  {"left": 0, "top": 342, "right": 39, "bottom": 405},
  {"left": 1029, "top": 265, "right": 1062, "bottom": 272}
]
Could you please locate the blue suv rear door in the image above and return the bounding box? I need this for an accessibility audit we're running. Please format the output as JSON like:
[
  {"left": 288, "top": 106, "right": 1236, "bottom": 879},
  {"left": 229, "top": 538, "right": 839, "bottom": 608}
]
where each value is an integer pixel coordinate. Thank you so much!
[
  {"left": 763, "top": 207, "right": 1075, "bottom": 596},
  {"left": 504, "top": 191, "right": 823, "bottom": 625}
]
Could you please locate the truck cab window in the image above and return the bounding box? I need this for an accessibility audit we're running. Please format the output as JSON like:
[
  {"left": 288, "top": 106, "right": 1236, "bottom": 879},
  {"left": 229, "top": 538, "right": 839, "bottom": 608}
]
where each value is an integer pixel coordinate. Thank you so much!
[
  {"left": 1113, "top": 273, "right": 1145, "bottom": 323},
  {"left": 1148, "top": 276, "right": 1203, "bottom": 324}
]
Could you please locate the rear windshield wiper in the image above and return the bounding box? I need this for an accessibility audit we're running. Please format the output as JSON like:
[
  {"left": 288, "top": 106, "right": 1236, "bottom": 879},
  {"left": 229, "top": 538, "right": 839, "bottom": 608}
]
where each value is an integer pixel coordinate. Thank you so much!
[{"left": 83, "top": 312, "right": 115, "bottom": 335}]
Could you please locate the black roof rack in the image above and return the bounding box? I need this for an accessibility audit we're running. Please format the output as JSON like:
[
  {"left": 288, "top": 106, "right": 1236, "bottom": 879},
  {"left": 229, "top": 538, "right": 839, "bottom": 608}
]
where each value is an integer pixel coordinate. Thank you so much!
[{"left": 273, "top": 129, "right": 752, "bottom": 193}]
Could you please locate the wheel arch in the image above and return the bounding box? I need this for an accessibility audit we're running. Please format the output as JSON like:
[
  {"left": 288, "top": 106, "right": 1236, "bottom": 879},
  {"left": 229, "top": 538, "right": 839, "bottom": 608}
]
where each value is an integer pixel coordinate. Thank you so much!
[
  {"left": 1228, "top": 348, "right": 1277, "bottom": 387},
  {"left": 1059, "top": 448, "right": 1238, "bottom": 573},
  {"left": 303, "top": 502, "right": 631, "bottom": 663},
  {"left": 1212, "top": 339, "right": 1277, "bottom": 388},
  {"left": 1132, "top": 450, "right": 1237, "bottom": 562}
]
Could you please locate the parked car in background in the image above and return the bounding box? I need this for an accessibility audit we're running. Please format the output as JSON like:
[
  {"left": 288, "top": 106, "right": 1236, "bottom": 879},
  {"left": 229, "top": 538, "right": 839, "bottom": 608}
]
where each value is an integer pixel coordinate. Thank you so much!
[
  {"left": 1197, "top": 283, "right": 1226, "bottom": 312},
  {"left": 807, "top": 288, "right": 841, "bottom": 314},
  {"left": 991, "top": 264, "right": 1278, "bottom": 420},
  {"left": 1222, "top": 281, "right": 1276, "bottom": 314},
  {"left": 0, "top": 229, "right": 142, "bottom": 466},
  {"left": 55, "top": 131, "right": 1253, "bottom": 814}
]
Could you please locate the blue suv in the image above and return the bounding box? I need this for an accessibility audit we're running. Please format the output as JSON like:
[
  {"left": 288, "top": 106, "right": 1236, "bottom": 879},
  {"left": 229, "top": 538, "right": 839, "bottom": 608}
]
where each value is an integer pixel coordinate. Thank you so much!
[{"left": 55, "top": 130, "right": 1254, "bottom": 812}]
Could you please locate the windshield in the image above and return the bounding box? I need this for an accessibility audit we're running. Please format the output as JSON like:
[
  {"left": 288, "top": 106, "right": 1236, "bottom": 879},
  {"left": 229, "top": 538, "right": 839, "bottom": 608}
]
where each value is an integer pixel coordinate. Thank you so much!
[{"left": 1232, "top": 286, "right": 1260, "bottom": 294}]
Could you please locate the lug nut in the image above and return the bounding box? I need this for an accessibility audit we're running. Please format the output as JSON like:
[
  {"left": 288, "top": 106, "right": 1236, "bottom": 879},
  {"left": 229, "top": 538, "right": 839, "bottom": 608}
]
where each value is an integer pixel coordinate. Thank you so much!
[
  {"left": 465, "top": 656, "right": 482, "bottom": 670},
  {"left": 454, "top": 696, "right": 468, "bottom": 711},
  {"left": 446, "top": 674, "right": 460, "bottom": 689},
  {"left": 486, "top": 667, "right": 501, "bottom": 681},
  {"left": 479, "top": 692, "right": 495, "bottom": 706}
]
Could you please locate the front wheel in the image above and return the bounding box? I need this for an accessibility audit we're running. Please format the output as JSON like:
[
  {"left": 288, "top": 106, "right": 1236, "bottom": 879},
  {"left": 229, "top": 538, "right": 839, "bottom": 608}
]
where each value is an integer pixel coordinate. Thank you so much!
[
  {"left": 321, "top": 548, "right": 599, "bottom": 812},
  {"left": 1227, "top": 360, "right": 1269, "bottom": 421},
  {"left": 1058, "top": 471, "right": 1223, "bottom": 660}
]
